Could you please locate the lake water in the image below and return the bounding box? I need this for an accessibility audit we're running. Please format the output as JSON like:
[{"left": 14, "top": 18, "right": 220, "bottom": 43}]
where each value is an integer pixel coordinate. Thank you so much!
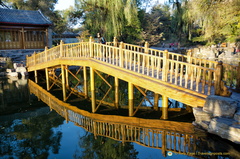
[{"left": 1, "top": 77, "right": 240, "bottom": 159}]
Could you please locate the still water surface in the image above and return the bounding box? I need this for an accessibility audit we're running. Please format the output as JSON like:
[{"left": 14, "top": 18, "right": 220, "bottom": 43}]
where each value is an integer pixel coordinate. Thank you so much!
[{"left": 1, "top": 77, "right": 240, "bottom": 159}]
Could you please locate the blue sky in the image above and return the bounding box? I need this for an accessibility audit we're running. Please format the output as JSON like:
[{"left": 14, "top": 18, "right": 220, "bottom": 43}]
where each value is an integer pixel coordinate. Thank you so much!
[{"left": 55, "top": 0, "right": 167, "bottom": 11}]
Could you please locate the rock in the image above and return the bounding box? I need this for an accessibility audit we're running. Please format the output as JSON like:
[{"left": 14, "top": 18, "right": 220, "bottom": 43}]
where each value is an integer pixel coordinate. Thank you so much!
[
  {"left": 208, "top": 117, "right": 240, "bottom": 144},
  {"left": 203, "top": 95, "right": 238, "bottom": 118},
  {"left": 234, "top": 110, "right": 240, "bottom": 122},
  {"left": 6, "top": 72, "right": 18, "bottom": 77},
  {"left": 193, "top": 107, "right": 212, "bottom": 123},
  {"left": 6, "top": 68, "right": 15, "bottom": 73},
  {"left": 197, "top": 121, "right": 210, "bottom": 130},
  {"left": 15, "top": 66, "right": 27, "bottom": 73}
]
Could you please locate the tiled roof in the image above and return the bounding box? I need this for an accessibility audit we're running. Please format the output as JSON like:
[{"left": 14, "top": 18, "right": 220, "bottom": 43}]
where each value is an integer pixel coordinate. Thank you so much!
[{"left": 0, "top": 8, "right": 52, "bottom": 26}]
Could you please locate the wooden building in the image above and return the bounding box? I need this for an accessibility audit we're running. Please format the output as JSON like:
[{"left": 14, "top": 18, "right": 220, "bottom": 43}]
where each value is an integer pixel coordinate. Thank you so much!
[{"left": 0, "top": 8, "right": 52, "bottom": 50}]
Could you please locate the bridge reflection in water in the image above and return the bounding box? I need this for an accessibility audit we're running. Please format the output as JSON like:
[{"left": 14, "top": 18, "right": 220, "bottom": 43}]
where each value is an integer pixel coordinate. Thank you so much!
[{"left": 29, "top": 79, "right": 206, "bottom": 157}]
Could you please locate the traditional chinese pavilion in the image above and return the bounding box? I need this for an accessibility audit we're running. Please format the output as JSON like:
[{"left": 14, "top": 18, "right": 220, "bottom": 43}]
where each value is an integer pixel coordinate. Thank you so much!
[{"left": 0, "top": 8, "right": 52, "bottom": 50}]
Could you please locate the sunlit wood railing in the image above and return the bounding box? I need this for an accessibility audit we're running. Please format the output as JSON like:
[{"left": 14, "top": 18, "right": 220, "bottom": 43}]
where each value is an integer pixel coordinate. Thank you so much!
[
  {"left": 28, "top": 79, "right": 202, "bottom": 156},
  {"left": 26, "top": 37, "right": 240, "bottom": 96}
]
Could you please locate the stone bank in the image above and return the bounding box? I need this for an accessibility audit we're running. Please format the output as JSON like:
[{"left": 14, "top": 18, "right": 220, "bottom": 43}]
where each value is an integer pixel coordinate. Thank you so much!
[{"left": 193, "top": 95, "right": 240, "bottom": 144}]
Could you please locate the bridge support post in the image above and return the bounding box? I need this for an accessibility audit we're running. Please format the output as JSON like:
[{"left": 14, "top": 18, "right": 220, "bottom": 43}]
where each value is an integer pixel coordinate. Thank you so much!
[
  {"left": 65, "top": 65, "right": 69, "bottom": 88},
  {"left": 154, "top": 93, "right": 159, "bottom": 111},
  {"left": 128, "top": 82, "right": 134, "bottom": 116},
  {"left": 83, "top": 66, "right": 88, "bottom": 99},
  {"left": 34, "top": 70, "right": 38, "bottom": 83},
  {"left": 45, "top": 68, "right": 49, "bottom": 91},
  {"left": 61, "top": 65, "right": 67, "bottom": 101},
  {"left": 161, "top": 95, "right": 168, "bottom": 119},
  {"left": 115, "top": 77, "right": 119, "bottom": 109},
  {"left": 90, "top": 67, "right": 96, "bottom": 113}
]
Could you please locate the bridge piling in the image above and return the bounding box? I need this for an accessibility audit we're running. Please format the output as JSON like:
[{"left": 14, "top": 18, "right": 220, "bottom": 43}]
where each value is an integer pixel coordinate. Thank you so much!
[
  {"left": 61, "top": 64, "right": 67, "bottom": 101},
  {"left": 128, "top": 82, "right": 134, "bottom": 116},
  {"left": 90, "top": 67, "right": 96, "bottom": 113},
  {"left": 154, "top": 93, "right": 159, "bottom": 111},
  {"left": 83, "top": 66, "right": 88, "bottom": 99},
  {"left": 65, "top": 65, "right": 69, "bottom": 88},
  {"left": 45, "top": 67, "right": 49, "bottom": 90},
  {"left": 34, "top": 70, "right": 38, "bottom": 83},
  {"left": 115, "top": 77, "right": 119, "bottom": 109},
  {"left": 161, "top": 95, "right": 169, "bottom": 119}
]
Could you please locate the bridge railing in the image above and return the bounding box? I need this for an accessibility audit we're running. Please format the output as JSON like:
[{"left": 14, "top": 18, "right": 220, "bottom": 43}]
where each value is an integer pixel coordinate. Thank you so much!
[{"left": 26, "top": 38, "right": 240, "bottom": 95}]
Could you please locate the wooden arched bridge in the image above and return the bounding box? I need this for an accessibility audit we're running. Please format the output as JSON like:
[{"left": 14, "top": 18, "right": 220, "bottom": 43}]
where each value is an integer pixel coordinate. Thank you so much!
[{"left": 26, "top": 37, "right": 240, "bottom": 119}]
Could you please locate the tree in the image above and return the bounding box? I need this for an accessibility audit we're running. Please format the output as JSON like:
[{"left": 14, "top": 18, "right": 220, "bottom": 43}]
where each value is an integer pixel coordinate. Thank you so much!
[
  {"left": 187, "top": 0, "right": 240, "bottom": 44},
  {"left": 74, "top": 0, "right": 142, "bottom": 43},
  {"left": 139, "top": 4, "right": 171, "bottom": 46}
]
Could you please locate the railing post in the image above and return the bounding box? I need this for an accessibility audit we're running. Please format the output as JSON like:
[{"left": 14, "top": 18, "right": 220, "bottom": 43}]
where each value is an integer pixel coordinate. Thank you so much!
[
  {"left": 144, "top": 42, "right": 149, "bottom": 67},
  {"left": 162, "top": 50, "right": 169, "bottom": 82},
  {"left": 60, "top": 40, "right": 64, "bottom": 57},
  {"left": 119, "top": 42, "right": 124, "bottom": 67},
  {"left": 214, "top": 61, "right": 223, "bottom": 96},
  {"left": 144, "top": 41, "right": 149, "bottom": 54},
  {"left": 187, "top": 49, "right": 192, "bottom": 63},
  {"left": 45, "top": 46, "right": 48, "bottom": 62},
  {"left": 236, "top": 62, "right": 240, "bottom": 90},
  {"left": 89, "top": 36, "right": 94, "bottom": 57},
  {"left": 113, "top": 37, "right": 118, "bottom": 47}
]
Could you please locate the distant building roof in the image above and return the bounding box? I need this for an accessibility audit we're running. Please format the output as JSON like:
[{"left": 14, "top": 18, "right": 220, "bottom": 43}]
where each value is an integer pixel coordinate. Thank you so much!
[{"left": 0, "top": 8, "right": 52, "bottom": 26}]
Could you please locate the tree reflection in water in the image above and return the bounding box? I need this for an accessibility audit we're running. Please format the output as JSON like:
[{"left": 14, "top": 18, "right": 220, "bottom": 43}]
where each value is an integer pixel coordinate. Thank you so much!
[
  {"left": 0, "top": 110, "right": 64, "bottom": 159},
  {"left": 74, "top": 132, "right": 138, "bottom": 159}
]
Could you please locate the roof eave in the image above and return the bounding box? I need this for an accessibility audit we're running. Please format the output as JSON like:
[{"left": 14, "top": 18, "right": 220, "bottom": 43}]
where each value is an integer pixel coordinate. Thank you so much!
[{"left": 0, "top": 22, "right": 52, "bottom": 27}]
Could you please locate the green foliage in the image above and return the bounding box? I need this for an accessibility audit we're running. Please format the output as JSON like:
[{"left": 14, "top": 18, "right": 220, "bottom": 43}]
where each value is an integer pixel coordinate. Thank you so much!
[
  {"left": 140, "top": 4, "right": 171, "bottom": 45},
  {"left": 187, "top": 0, "right": 240, "bottom": 44},
  {"left": 74, "top": 0, "right": 142, "bottom": 43}
]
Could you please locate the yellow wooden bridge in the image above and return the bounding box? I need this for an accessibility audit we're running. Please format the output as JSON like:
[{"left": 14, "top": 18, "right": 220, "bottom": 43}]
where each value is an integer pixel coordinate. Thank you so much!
[{"left": 26, "top": 37, "right": 240, "bottom": 119}]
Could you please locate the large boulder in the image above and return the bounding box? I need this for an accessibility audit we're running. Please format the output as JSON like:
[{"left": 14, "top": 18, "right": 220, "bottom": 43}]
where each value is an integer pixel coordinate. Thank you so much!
[
  {"left": 234, "top": 110, "right": 240, "bottom": 122},
  {"left": 203, "top": 95, "right": 238, "bottom": 118},
  {"left": 193, "top": 107, "right": 212, "bottom": 123},
  {"left": 208, "top": 117, "right": 240, "bottom": 144}
]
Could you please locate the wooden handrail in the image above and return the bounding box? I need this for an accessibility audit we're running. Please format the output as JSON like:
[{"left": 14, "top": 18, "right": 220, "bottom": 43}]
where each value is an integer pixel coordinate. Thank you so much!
[{"left": 26, "top": 37, "right": 239, "bottom": 96}]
